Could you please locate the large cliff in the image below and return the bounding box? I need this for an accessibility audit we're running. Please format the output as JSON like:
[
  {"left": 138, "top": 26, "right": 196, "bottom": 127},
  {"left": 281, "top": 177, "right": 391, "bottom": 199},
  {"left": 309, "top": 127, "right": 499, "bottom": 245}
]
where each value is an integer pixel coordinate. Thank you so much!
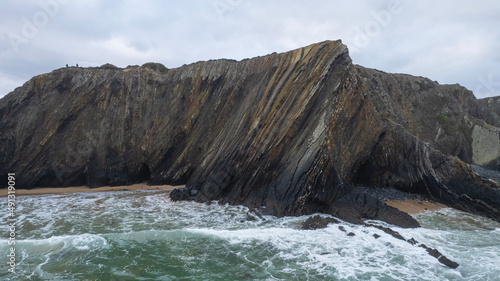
[{"left": 1, "top": 40, "right": 499, "bottom": 227}]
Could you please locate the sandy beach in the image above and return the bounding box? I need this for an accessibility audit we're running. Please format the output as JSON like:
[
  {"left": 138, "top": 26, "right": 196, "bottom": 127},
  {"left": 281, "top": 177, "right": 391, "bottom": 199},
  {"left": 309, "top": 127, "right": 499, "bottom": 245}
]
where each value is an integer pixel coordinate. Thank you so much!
[
  {"left": 1, "top": 183, "right": 184, "bottom": 197},
  {"left": 385, "top": 199, "right": 447, "bottom": 214}
]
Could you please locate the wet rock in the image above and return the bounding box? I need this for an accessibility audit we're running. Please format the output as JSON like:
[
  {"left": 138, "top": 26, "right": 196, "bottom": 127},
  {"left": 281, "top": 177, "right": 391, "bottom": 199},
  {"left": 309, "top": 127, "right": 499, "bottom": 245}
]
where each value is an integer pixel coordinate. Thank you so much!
[
  {"left": 365, "top": 223, "right": 406, "bottom": 241},
  {"left": 369, "top": 224, "right": 460, "bottom": 269},
  {"left": 418, "top": 244, "right": 460, "bottom": 269},
  {"left": 245, "top": 212, "right": 258, "bottom": 221},
  {"left": 407, "top": 238, "right": 418, "bottom": 245},
  {"left": 438, "top": 256, "right": 460, "bottom": 269},
  {"left": 419, "top": 244, "right": 440, "bottom": 258},
  {"left": 301, "top": 215, "right": 339, "bottom": 230}
]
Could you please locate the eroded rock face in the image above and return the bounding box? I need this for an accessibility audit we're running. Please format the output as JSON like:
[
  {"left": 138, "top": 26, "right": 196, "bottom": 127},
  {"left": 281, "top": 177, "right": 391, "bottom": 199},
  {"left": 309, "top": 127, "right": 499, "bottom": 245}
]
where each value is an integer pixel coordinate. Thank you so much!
[
  {"left": 481, "top": 96, "right": 500, "bottom": 117},
  {"left": 1, "top": 40, "right": 499, "bottom": 227}
]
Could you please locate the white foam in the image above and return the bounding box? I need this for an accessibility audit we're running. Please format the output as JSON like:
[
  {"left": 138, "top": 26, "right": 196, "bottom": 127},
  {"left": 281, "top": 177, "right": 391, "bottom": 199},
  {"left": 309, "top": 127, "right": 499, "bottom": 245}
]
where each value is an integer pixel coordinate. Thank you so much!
[
  {"left": 7, "top": 190, "right": 500, "bottom": 280},
  {"left": 184, "top": 219, "right": 453, "bottom": 279},
  {"left": 19, "top": 233, "right": 108, "bottom": 253}
]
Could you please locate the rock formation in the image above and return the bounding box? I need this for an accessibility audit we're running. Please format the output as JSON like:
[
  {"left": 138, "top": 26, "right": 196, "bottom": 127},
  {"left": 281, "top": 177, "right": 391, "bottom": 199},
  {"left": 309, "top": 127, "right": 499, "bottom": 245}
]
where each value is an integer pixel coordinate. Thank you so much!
[
  {"left": 1, "top": 40, "right": 499, "bottom": 228},
  {"left": 481, "top": 96, "right": 500, "bottom": 117}
]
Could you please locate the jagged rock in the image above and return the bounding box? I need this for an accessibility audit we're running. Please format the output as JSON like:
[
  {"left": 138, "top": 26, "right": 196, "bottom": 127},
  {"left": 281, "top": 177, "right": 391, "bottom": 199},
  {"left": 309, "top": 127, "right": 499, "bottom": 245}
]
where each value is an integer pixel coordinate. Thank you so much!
[
  {"left": 480, "top": 96, "right": 500, "bottom": 118},
  {"left": 368, "top": 223, "right": 460, "bottom": 269},
  {"left": 407, "top": 238, "right": 418, "bottom": 245},
  {"left": 0, "top": 40, "right": 499, "bottom": 227},
  {"left": 301, "top": 215, "right": 339, "bottom": 230},
  {"left": 365, "top": 223, "right": 406, "bottom": 241},
  {"left": 438, "top": 256, "right": 460, "bottom": 269},
  {"left": 419, "top": 244, "right": 460, "bottom": 269}
]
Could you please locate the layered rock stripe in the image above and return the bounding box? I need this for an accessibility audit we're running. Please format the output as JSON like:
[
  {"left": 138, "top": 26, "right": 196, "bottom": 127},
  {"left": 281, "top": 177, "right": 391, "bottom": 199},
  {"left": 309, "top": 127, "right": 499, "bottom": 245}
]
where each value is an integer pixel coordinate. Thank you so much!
[{"left": 1, "top": 40, "right": 499, "bottom": 227}]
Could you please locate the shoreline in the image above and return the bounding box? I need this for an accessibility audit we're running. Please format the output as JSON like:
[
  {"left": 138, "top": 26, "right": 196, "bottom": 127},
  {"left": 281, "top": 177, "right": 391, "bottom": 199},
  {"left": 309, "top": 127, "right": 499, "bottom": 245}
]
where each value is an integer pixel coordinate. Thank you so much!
[
  {"left": 385, "top": 199, "right": 447, "bottom": 215},
  {"left": 0, "top": 183, "right": 185, "bottom": 197},
  {"left": 2, "top": 185, "right": 446, "bottom": 215}
]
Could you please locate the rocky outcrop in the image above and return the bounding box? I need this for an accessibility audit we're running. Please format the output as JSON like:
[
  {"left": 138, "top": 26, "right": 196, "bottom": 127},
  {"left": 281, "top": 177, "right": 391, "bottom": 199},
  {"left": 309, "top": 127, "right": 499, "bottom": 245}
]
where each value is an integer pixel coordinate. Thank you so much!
[
  {"left": 300, "top": 215, "right": 459, "bottom": 269},
  {"left": 481, "top": 96, "right": 500, "bottom": 117},
  {"left": 301, "top": 215, "right": 339, "bottom": 230},
  {"left": 1, "top": 40, "right": 499, "bottom": 227},
  {"left": 475, "top": 96, "right": 500, "bottom": 170}
]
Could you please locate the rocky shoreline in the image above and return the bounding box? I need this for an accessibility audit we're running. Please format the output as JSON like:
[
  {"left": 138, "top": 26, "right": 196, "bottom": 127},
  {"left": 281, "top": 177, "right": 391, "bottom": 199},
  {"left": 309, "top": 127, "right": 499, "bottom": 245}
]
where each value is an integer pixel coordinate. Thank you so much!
[{"left": 1, "top": 40, "right": 499, "bottom": 229}]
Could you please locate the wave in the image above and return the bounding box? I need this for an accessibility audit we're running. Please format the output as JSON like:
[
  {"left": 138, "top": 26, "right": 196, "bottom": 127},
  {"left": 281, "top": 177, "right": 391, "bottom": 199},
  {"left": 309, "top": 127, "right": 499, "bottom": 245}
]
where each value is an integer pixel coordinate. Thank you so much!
[{"left": 2, "top": 190, "right": 499, "bottom": 280}]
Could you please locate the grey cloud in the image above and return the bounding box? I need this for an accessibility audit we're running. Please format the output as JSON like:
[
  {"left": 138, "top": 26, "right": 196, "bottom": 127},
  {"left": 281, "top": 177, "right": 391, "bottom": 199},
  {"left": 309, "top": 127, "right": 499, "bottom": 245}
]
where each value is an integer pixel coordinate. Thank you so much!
[{"left": 1, "top": 0, "right": 499, "bottom": 98}]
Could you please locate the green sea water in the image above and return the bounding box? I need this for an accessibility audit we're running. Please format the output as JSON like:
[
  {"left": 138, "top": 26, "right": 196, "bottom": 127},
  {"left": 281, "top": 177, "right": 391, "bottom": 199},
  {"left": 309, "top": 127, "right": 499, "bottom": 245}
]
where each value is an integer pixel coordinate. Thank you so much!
[{"left": 1, "top": 190, "right": 499, "bottom": 280}]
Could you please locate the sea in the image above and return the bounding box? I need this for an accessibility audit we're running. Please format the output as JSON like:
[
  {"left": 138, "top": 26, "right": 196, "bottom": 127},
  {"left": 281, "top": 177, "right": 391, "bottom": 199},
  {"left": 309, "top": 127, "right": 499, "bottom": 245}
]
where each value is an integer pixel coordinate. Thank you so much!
[{"left": 1, "top": 189, "right": 499, "bottom": 281}]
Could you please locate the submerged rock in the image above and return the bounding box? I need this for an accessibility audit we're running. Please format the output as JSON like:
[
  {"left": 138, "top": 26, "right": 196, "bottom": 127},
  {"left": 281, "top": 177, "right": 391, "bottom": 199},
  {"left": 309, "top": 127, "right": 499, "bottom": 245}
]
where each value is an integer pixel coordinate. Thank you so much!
[{"left": 0, "top": 40, "right": 499, "bottom": 228}]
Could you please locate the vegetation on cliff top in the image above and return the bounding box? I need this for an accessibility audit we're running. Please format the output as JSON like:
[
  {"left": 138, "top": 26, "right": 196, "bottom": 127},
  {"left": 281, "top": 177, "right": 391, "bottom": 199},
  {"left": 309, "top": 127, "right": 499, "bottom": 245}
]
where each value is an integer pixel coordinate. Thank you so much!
[
  {"left": 142, "top": 62, "right": 168, "bottom": 73},
  {"left": 100, "top": 63, "right": 119, "bottom": 69}
]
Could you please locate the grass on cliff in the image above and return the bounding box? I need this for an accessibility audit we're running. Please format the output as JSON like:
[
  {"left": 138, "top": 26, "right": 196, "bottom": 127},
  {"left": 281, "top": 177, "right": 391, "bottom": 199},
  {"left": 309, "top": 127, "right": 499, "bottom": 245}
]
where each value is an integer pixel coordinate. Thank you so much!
[
  {"left": 142, "top": 62, "right": 169, "bottom": 73},
  {"left": 436, "top": 114, "right": 450, "bottom": 123},
  {"left": 100, "top": 63, "right": 119, "bottom": 70}
]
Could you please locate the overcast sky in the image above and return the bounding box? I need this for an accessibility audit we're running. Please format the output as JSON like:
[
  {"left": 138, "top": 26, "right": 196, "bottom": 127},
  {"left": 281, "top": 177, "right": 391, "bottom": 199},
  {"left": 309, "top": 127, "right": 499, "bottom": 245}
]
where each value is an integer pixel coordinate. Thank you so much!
[{"left": 1, "top": 0, "right": 500, "bottom": 99}]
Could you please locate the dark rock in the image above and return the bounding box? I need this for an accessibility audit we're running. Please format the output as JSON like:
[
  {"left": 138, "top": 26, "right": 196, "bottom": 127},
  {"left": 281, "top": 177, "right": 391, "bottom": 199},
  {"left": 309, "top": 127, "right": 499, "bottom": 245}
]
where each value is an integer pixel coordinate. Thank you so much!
[
  {"left": 347, "top": 232, "right": 355, "bottom": 236},
  {"left": 438, "top": 256, "right": 460, "bottom": 269},
  {"left": 301, "top": 215, "right": 339, "bottom": 230},
  {"left": 338, "top": 225, "right": 346, "bottom": 232},
  {"left": 1, "top": 40, "right": 499, "bottom": 227},
  {"left": 366, "top": 223, "right": 406, "bottom": 241},
  {"left": 419, "top": 244, "right": 442, "bottom": 257},
  {"left": 245, "top": 212, "right": 257, "bottom": 221},
  {"left": 333, "top": 188, "right": 421, "bottom": 228},
  {"left": 480, "top": 96, "right": 500, "bottom": 119},
  {"left": 407, "top": 238, "right": 418, "bottom": 245},
  {"left": 419, "top": 244, "right": 459, "bottom": 269},
  {"left": 368, "top": 224, "right": 460, "bottom": 269}
]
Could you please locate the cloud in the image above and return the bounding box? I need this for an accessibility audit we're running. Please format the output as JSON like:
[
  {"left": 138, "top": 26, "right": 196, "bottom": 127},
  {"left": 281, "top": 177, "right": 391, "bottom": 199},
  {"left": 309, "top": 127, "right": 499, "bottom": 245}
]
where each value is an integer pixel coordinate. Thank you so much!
[{"left": 1, "top": 0, "right": 499, "bottom": 98}]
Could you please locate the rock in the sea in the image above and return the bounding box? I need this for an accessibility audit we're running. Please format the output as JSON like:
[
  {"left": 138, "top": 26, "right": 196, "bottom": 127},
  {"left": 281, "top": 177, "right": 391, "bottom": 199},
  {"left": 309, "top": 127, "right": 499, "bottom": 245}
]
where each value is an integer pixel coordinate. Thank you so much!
[
  {"left": 367, "top": 223, "right": 460, "bottom": 269},
  {"left": 301, "top": 215, "right": 339, "bottom": 230},
  {"left": 0, "top": 40, "right": 499, "bottom": 228},
  {"left": 419, "top": 244, "right": 460, "bottom": 269}
]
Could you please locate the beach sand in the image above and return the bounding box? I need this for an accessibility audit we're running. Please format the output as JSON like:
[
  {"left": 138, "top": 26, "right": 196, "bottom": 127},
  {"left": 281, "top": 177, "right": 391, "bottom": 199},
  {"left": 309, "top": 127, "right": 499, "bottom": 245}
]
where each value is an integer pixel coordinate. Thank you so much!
[
  {"left": 385, "top": 199, "right": 447, "bottom": 214},
  {"left": 1, "top": 183, "right": 184, "bottom": 197}
]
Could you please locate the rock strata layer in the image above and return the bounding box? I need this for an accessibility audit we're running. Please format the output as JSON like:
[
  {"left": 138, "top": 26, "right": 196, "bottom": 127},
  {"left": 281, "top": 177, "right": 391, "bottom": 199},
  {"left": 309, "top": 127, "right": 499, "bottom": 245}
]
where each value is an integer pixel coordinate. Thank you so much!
[{"left": 1, "top": 40, "right": 499, "bottom": 227}]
